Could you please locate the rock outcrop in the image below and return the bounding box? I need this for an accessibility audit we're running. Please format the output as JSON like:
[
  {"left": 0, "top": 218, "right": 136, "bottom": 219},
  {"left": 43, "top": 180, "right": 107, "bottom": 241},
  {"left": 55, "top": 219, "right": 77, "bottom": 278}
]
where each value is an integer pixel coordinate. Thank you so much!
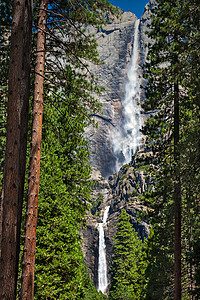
[
  {"left": 81, "top": 153, "right": 151, "bottom": 289},
  {"left": 81, "top": 168, "right": 113, "bottom": 286}
]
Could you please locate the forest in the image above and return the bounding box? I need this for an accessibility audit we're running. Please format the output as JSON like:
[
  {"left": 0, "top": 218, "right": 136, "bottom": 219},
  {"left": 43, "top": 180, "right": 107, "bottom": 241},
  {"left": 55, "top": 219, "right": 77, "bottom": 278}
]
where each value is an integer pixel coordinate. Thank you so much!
[{"left": 0, "top": 0, "right": 199, "bottom": 299}]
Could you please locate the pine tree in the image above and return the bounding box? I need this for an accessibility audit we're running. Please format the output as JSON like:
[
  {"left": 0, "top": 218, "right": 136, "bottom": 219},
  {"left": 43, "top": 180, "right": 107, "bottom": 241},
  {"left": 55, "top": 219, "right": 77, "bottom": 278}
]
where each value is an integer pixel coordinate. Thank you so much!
[
  {"left": 0, "top": 0, "right": 32, "bottom": 298},
  {"left": 21, "top": 0, "right": 48, "bottom": 298},
  {"left": 0, "top": 0, "right": 12, "bottom": 277},
  {"left": 0, "top": 1, "right": 119, "bottom": 298},
  {"left": 109, "top": 209, "right": 147, "bottom": 299},
  {"left": 142, "top": 0, "right": 200, "bottom": 298},
  {"left": 32, "top": 79, "right": 105, "bottom": 298},
  {"left": 19, "top": 1, "right": 119, "bottom": 298}
]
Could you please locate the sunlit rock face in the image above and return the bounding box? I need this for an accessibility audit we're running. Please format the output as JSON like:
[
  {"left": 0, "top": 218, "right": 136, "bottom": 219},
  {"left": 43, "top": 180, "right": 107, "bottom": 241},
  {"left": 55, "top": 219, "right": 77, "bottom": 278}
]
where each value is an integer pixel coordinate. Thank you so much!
[
  {"left": 81, "top": 0, "right": 156, "bottom": 290},
  {"left": 85, "top": 11, "right": 138, "bottom": 178},
  {"left": 84, "top": 1, "right": 156, "bottom": 178}
]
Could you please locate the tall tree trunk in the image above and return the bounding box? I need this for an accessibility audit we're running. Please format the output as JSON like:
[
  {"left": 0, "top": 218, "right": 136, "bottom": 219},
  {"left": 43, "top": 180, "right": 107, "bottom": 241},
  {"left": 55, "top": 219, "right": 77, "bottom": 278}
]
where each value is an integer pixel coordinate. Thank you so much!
[
  {"left": 0, "top": 0, "right": 32, "bottom": 298},
  {"left": 21, "top": 0, "right": 48, "bottom": 298},
  {"left": 174, "top": 80, "right": 181, "bottom": 300}
]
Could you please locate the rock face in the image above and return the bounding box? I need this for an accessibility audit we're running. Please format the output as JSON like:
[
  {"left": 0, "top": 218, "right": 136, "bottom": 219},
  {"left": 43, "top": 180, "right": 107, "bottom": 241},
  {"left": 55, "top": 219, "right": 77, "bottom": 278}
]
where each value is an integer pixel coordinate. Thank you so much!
[
  {"left": 85, "top": 1, "right": 155, "bottom": 178},
  {"left": 81, "top": 0, "right": 156, "bottom": 292},
  {"left": 81, "top": 154, "right": 151, "bottom": 290},
  {"left": 81, "top": 168, "right": 113, "bottom": 287},
  {"left": 85, "top": 11, "right": 138, "bottom": 178}
]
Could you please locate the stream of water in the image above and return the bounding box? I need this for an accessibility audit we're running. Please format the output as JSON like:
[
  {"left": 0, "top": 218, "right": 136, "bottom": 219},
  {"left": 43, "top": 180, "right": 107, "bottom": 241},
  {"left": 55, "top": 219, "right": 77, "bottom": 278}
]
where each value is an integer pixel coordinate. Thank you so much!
[
  {"left": 97, "top": 18, "right": 142, "bottom": 294},
  {"left": 97, "top": 206, "right": 110, "bottom": 294},
  {"left": 112, "top": 19, "right": 142, "bottom": 171}
]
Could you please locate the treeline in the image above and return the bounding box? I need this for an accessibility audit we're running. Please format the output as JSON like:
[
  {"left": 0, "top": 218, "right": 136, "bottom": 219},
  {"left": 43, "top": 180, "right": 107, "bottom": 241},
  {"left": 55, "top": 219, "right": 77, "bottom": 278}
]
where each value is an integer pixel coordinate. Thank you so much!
[
  {"left": 0, "top": 0, "right": 117, "bottom": 299},
  {"left": 109, "top": 0, "right": 200, "bottom": 299}
]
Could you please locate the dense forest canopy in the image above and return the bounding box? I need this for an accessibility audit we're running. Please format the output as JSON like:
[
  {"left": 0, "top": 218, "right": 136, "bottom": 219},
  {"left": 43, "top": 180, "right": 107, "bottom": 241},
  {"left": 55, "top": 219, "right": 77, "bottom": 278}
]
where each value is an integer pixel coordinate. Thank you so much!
[
  {"left": 141, "top": 0, "right": 200, "bottom": 299},
  {"left": 0, "top": 0, "right": 118, "bottom": 299}
]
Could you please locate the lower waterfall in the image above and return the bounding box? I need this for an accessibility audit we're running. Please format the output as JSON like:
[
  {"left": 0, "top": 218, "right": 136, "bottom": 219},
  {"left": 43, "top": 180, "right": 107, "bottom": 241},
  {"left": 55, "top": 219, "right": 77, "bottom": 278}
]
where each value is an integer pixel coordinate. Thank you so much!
[{"left": 97, "top": 206, "right": 110, "bottom": 294}]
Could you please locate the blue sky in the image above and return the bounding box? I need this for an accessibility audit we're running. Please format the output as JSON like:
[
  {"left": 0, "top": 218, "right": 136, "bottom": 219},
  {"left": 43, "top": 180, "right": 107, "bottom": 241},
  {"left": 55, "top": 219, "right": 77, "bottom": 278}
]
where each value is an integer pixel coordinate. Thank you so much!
[{"left": 108, "top": 0, "right": 150, "bottom": 18}]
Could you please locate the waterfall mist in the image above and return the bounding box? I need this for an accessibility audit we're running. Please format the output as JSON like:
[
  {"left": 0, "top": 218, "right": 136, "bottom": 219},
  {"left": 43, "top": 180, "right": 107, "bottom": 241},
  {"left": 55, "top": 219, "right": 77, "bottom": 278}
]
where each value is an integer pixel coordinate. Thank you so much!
[{"left": 112, "top": 19, "right": 143, "bottom": 172}]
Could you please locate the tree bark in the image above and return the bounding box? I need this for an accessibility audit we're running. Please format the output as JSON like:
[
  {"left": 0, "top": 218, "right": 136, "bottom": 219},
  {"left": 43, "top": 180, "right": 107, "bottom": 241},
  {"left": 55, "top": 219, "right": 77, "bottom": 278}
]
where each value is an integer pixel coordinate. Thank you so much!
[
  {"left": 174, "top": 80, "right": 181, "bottom": 300},
  {"left": 0, "top": 0, "right": 32, "bottom": 298},
  {"left": 20, "top": 0, "right": 48, "bottom": 298}
]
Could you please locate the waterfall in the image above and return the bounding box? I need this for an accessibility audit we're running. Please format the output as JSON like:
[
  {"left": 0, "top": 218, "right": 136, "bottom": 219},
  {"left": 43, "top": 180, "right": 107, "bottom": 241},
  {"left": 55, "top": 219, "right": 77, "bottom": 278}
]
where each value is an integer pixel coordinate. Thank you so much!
[
  {"left": 112, "top": 19, "right": 142, "bottom": 171},
  {"left": 97, "top": 206, "right": 110, "bottom": 294}
]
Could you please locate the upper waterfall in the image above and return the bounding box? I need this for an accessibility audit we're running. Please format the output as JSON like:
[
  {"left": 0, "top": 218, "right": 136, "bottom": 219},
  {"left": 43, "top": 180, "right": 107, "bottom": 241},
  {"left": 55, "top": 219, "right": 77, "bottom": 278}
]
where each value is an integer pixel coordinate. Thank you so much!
[
  {"left": 85, "top": 10, "right": 150, "bottom": 178},
  {"left": 112, "top": 19, "right": 143, "bottom": 171}
]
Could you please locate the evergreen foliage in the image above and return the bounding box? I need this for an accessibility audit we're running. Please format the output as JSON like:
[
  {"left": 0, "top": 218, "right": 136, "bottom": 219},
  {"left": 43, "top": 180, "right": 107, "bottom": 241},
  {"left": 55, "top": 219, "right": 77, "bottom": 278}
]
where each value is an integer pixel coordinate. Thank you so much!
[
  {"left": 1, "top": 0, "right": 120, "bottom": 298},
  {"left": 109, "top": 209, "right": 147, "bottom": 299},
  {"left": 141, "top": 0, "right": 200, "bottom": 298},
  {"left": 28, "top": 0, "right": 119, "bottom": 295},
  {"left": 29, "top": 1, "right": 119, "bottom": 297},
  {"left": 33, "top": 85, "right": 90, "bottom": 298}
]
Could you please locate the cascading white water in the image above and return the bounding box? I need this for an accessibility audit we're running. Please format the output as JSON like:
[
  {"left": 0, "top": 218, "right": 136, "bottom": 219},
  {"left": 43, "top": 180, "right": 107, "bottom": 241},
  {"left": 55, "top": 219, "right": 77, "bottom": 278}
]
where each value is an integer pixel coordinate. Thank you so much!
[
  {"left": 112, "top": 19, "right": 143, "bottom": 171},
  {"left": 97, "top": 19, "right": 142, "bottom": 294},
  {"left": 97, "top": 206, "right": 110, "bottom": 294}
]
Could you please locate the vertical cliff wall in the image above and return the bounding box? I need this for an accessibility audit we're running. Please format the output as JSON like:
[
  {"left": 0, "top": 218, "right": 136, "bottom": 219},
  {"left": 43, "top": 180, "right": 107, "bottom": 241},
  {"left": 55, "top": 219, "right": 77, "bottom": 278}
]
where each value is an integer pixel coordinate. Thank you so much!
[
  {"left": 85, "top": 11, "right": 138, "bottom": 178},
  {"left": 81, "top": 0, "right": 156, "bottom": 291},
  {"left": 85, "top": 0, "right": 154, "bottom": 178}
]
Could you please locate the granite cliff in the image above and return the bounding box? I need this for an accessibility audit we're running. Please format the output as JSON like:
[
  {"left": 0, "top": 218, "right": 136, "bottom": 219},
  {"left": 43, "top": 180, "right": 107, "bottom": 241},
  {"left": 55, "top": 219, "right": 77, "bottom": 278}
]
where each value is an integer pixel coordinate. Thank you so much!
[
  {"left": 85, "top": 0, "right": 154, "bottom": 179},
  {"left": 81, "top": 152, "right": 151, "bottom": 289},
  {"left": 81, "top": 0, "right": 155, "bottom": 291}
]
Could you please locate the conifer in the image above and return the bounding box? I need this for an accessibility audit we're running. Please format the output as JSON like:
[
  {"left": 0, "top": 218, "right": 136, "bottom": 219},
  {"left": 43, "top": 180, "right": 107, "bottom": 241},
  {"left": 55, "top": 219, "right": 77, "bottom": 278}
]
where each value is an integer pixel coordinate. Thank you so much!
[{"left": 110, "top": 209, "right": 147, "bottom": 299}]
